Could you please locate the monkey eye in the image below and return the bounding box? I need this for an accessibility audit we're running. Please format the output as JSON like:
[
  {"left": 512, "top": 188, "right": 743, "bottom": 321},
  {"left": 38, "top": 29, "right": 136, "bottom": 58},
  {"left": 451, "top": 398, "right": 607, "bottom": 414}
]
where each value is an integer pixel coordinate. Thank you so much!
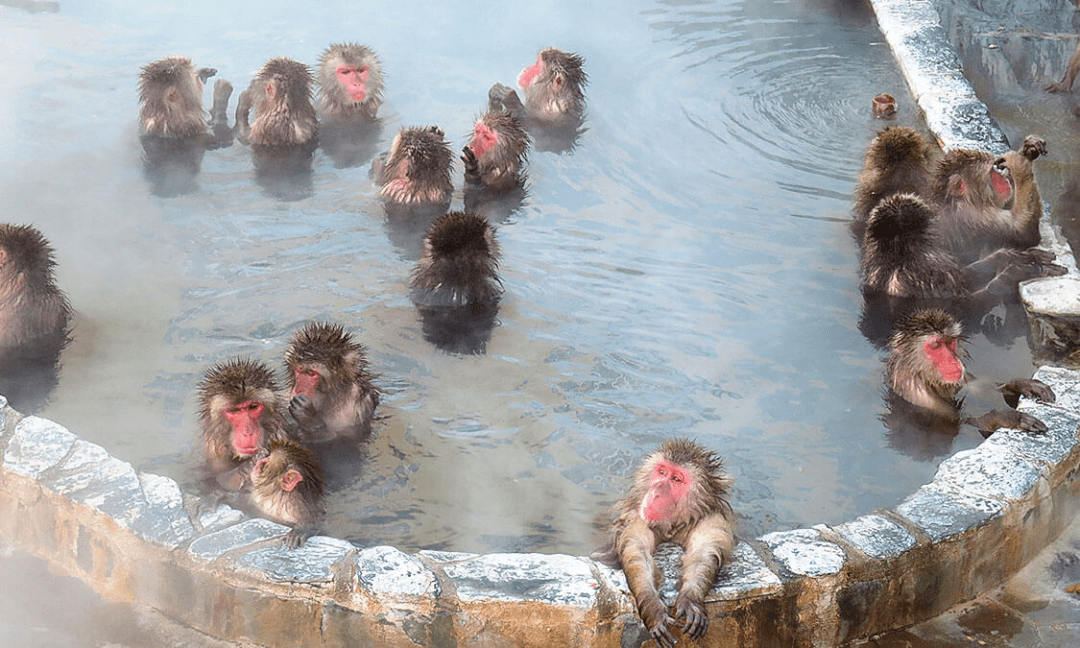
[
  {"left": 658, "top": 467, "right": 666, "bottom": 476},
  {"left": 671, "top": 474, "right": 683, "bottom": 483}
]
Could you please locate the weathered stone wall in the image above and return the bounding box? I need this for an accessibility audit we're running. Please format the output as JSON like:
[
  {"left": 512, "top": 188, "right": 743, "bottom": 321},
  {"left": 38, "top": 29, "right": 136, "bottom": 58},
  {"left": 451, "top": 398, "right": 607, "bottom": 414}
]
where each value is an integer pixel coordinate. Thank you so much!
[{"left": 2, "top": 1, "right": 1079, "bottom": 647}]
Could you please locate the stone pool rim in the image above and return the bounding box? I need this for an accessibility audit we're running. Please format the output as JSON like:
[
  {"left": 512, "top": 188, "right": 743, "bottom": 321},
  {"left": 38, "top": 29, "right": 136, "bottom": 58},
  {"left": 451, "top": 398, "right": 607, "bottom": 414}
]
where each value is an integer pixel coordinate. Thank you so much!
[{"left": 3, "top": 0, "right": 1080, "bottom": 646}]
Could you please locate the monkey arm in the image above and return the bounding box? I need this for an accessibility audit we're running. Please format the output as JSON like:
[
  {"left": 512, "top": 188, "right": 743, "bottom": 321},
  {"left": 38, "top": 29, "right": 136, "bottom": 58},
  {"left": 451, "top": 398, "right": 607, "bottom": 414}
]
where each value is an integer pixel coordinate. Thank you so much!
[
  {"left": 675, "top": 514, "right": 734, "bottom": 639},
  {"left": 1001, "top": 146, "right": 1044, "bottom": 243},
  {"left": 234, "top": 88, "right": 253, "bottom": 143},
  {"left": 206, "top": 79, "right": 234, "bottom": 148},
  {"left": 288, "top": 395, "right": 331, "bottom": 442},
  {"left": 617, "top": 519, "right": 678, "bottom": 648},
  {"left": 1047, "top": 45, "right": 1080, "bottom": 92},
  {"left": 488, "top": 83, "right": 525, "bottom": 115},
  {"left": 964, "top": 409, "right": 1048, "bottom": 437},
  {"left": 998, "top": 378, "right": 1055, "bottom": 408}
]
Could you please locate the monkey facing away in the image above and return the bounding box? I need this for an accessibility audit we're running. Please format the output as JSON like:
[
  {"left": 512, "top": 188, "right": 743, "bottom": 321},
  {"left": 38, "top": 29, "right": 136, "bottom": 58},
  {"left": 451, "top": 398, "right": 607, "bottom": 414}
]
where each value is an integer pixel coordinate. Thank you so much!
[
  {"left": 316, "top": 43, "right": 384, "bottom": 122},
  {"left": 595, "top": 438, "right": 735, "bottom": 648},
  {"left": 248, "top": 439, "right": 326, "bottom": 549},
  {"left": 0, "top": 224, "right": 72, "bottom": 412},
  {"left": 236, "top": 57, "right": 318, "bottom": 147},
  {"left": 884, "top": 309, "right": 1055, "bottom": 438},
  {"left": 851, "top": 126, "right": 937, "bottom": 242},
  {"left": 138, "top": 56, "right": 223, "bottom": 139},
  {"left": 285, "top": 322, "right": 379, "bottom": 444},
  {"left": 372, "top": 125, "right": 454, "bottom": 211},
  {"left": 198, "top": 357, "right": 292, "bottom": 487}
]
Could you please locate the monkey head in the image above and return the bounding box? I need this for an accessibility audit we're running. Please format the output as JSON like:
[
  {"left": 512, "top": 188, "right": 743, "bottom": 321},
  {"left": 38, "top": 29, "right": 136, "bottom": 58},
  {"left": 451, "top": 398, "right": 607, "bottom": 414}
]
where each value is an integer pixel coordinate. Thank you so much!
[
  {"left": 933, "top": 149, "right": 1014, "bottom": 210},
  {"left": 886, "top": 309, "right": 968, "bottom": 410},
  {"left": 318, "top": 43, "right": 383, "bottom": 120},
  {"left": 285, "top": 322, "right": 365, "bottom": 403},
  {"left": 199, "top": 357, "right": 283, "bottom": 459},
  {"left": 252, "top": 443, "right": 305, "bottom": 492},
  {"left": 634, "top": 438, "right": 731, "bottom": 528},
  {"left": 518, "top": 47, "right": 587, "bottom": 120}
]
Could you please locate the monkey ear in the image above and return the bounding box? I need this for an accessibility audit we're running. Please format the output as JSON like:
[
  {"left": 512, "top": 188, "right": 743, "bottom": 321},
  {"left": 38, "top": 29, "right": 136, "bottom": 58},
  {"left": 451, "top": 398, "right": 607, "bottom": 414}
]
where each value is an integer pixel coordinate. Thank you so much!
[
  {"left": 281, "top": 469, "right": 304, "bottom": 492},
  {"left": 947, "top": 175, "right": 966, "bottom": 197},
  {"left": 553, "top": 73, "right": 564, "bottom": 88}
]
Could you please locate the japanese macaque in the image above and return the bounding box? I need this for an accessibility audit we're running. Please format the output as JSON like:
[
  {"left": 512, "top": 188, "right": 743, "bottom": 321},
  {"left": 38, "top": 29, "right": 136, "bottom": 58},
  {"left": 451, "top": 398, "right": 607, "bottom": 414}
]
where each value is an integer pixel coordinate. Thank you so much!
[
  {"left": 852, "top": 126, "right": 937, "bottom": 242},
  {"left": 249, "top": 439, "right": 325, "bottom": 549},
  {"left": 410, "top": 212, "right": 502, "bottom": 354},
  {"left": 884, "top": 309, "right": 1054, "bottom": 438},
  {"left": 316, "top": 43, "right": 383, "bottom": 121},
  {"left": 594, "top": 438, "right": 735, "bottom": 648},
  {"left": 1046, "top": 42, "right": 1080, "bottom": 93},
  {"left": 860, "top": 193, "right": 1064, "bottom": 303},
  {"left": 929, "top": 135, "right": 1047, "bottom": 264},
  {"left": 285, "top": 322, "right": 379, "bottom": 444},
  {"left": 372, "top": 125, "right": 454, "bottom": 210},
  {"left": 461, "top": 110, "right": 530, "bottom": 192},
  {"left": 0, "top": 224, "right": 72, "bottom": 413},
  {"left": 138, "top": 56, "right": 221, "bottom": 138},
  {"left": 236, "top": 57, "right": 318, "bottom": 147},
  {"left": 198, "top": 357, "right": 292, "bottom": 487},
  {"left": 138, "top": 57, "right": 233, "bottom": 196},
  {"left": 489, "top": 47, "right": 587, "bottom": 126}
]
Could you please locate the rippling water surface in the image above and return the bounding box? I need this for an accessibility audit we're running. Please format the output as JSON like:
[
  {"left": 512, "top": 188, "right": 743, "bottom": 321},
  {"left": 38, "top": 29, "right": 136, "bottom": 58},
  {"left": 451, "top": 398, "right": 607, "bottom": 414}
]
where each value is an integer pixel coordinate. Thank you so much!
[{"left": 0, "top": 0, "right": 1039, "bottom": 556}]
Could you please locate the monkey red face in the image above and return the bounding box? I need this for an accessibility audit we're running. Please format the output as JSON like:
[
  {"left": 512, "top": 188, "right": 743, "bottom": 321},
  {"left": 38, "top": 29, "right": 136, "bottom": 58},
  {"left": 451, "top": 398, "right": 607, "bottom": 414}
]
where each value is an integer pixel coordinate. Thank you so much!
[
  {"left": 292, "top": 367, "right": 321, "bottom": 399},
  {"left": 989, "top": 162, "right": 1013, "bottom": 207},
  {"left": 640, "top": 459, "right": 691, "bottom": 522},
  {"left": 336, "top": 64, "right": 369, "bottom": 102},
  {"left": 470, "top": 121, "right": 499, "bottom": 159},
  {"left": 518, "top": 56, "right": 543, "bottom": 88},
  {"left": 222, "top": 400, "right": 265, "bottom": 456},
  {"left": 925, "top": 336, "right": 964, "bottom": 383}
]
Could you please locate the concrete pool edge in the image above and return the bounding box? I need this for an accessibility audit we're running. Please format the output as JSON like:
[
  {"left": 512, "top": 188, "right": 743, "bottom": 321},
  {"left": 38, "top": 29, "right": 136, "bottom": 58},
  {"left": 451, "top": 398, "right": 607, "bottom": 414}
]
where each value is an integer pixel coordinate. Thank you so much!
[{"left": 2, "top": 1, "right": 1080, "bottom": 647}]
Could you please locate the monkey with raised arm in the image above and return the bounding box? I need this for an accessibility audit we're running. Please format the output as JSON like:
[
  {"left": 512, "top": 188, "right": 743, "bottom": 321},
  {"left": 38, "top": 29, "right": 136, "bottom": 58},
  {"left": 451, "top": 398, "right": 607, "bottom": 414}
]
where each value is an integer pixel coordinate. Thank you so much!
[{"left": 235, "top": 57, "right": 318, "bottom": 147}]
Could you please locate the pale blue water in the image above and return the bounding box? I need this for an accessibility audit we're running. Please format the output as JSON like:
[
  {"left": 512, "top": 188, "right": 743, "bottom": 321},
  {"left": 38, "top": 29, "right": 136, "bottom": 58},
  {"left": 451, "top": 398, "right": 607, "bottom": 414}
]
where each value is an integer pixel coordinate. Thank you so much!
[{"left": 0, "top": 0, "right": 1038, "bottom": 556}]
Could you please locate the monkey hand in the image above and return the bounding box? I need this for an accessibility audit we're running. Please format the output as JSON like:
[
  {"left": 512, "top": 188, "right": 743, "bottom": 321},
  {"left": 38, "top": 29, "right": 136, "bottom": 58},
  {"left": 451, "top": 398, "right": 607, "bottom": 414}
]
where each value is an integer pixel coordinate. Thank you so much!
[
  {"left": 1000, "top": 379, "right": 1055, "bottom": 407},
  {"left": 966, "top": 409, "right": 1048, "bottom": 437},
  {"left": 283, "top": 526, "right": 314, "bottom": 550},
  {"left": 196, "top": 67, "right": 217, "bottom": 83},
  {"left": 488, "top": 83, "right": 525, "bottom": 112},
  {"left": 675, "top": 593, "right": 709, "bottom": 639},
  {"left": 461, "top": 146, "right": 480, "bottom": 176},
  {"left": 640, "top": 600, "right": 679, "bottom": 648},
  {"left": 1021, "top": 135, "right": 1048, "bottom": 161},
  {"left": 289, "top": 395, "right": 330, "bottom": 440},
  {"left": 1046, "top": 80, "right": 1071, "bottom": 93}
]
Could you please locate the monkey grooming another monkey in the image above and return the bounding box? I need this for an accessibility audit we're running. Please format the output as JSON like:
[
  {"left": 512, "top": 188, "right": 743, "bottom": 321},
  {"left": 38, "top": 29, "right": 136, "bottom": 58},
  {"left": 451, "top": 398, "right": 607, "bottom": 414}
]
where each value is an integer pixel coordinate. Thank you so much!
[
  {"left": 316, "top": 43, "right": 384, "bottom": 122},
  {"left": 884, "top": 309, "right": 1054, "bottom": 437},
  {"left": 249, "top": 439, "right": 326, "bottom": 549},
  {"left": 0, "top": 223, "right": 72, "bottom": 412},
  {"left": 236, "top": 57, "right": 318, "bottom": 147},
  {"left": 198, "top": 357, "right": 292, "bottom": 488},
  {"left": 595, "top": 438, "right": 735, "bottom": 648},
  {"left": 285, "top": 322, "right": 379, "bottom": 444}
]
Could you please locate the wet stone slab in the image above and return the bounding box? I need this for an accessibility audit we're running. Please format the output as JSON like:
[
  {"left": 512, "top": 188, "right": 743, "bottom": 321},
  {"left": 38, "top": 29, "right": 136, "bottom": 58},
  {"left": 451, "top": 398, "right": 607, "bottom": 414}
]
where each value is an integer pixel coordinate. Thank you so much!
[
  {"left": 41, "top": 440, "right": 196, "bottom": 547},
  {"left": 896, "top": 483, "right": 1003, "bottom": 542},
  {"left": 195, "top": 502, "right": 246, "bottom": 532},
  {"left": 1033, "top": 365, "right": 1080, "bottom": 412},
  {"left": 709, "top": 542, "right": 782, "bottom": 601},
  {"left": 933, "top": 444, "right": 1045, "bottom": 502},
  {"left": 188, "top": 518, "right": 293, "bottom": 562},
  {"left": 833, "top": 514, "right": 918, "bottom": 560},
  {"left": 3, "top": 416, "right": 77, "bottom": 479},
  {"left": 357, "top": 545, "right": 440, "bottom": 599},
  {"left": 232, "top": 536, "right": 354, "bottom": 584},
  {"left": 760, "top": 528, "right": 846, "bottom": 578},
  {"left": 978, "top": 410, "right": 1080, "bottom": 470},
  {"left": 427, "top": 552, "right": 598, "bottom": 607}
]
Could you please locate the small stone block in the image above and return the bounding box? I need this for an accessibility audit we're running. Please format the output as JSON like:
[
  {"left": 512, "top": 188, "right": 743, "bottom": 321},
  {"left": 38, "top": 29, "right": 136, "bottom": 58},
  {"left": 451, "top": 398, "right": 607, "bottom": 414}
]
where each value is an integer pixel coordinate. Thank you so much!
[
  {"left": 357, "top": 545, "right": 440, "bottom": 599},
  {"left": 233, "top": 536, "right": 354, "bottom": 584},
  {"left": 895, "top": 483, "right": 1003, "bottom": 542},
  {"left": 709, "top": 542, "right": 782, "bottom": 601},
  {"left": 188, "top": 518, "right": 291, "bottom": 561},
  {"left": 437, "top": 552, "right": 598, "bottom": 607},
  {"left": 3, "top": 416, "right": 77, "bottom": 479},
  {"left": 760, "top": 528, "right": 845, "bottom": 577},
  {"left": 834, "top": 514, "right": 918, "bottom": 560},
  {"left": 933, "top": 444, "right": 1043, "bottom": 502}
]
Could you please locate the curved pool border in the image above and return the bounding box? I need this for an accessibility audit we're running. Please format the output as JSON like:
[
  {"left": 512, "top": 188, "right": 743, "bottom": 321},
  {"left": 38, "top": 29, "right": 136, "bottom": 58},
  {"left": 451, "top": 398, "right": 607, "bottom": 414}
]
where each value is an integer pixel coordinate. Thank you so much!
[{"left": 3, "top": 1, "right": 1080, "bottom": 646}]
